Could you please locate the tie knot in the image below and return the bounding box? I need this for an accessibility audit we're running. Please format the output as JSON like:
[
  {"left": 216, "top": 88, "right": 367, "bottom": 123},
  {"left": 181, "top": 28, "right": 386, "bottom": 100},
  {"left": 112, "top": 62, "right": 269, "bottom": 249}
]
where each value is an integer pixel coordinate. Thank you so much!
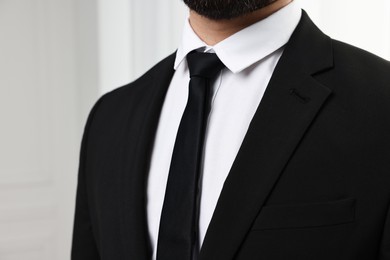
[{"left": 187, "top": 51, "right": 225, "bottom": 79}]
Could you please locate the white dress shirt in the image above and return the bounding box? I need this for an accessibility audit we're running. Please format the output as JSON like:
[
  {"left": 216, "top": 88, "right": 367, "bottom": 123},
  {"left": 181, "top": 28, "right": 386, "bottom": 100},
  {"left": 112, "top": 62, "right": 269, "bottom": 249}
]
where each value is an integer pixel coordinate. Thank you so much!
[{"left": 147, "top": 2, "right": 302, "bottom": 258}]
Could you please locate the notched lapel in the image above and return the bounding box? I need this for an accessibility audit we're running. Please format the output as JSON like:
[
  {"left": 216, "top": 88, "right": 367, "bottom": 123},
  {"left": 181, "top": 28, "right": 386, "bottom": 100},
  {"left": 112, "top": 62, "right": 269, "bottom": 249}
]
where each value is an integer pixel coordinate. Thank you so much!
[{"left": 200, "top": 12, "right": 334, "bottom": 260}]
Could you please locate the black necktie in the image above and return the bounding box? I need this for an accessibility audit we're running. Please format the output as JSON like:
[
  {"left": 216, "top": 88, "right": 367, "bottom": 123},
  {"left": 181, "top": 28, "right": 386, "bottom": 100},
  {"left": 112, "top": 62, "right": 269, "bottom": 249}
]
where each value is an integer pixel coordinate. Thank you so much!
[{"left": 156, "top": 52, "right": 225, "bottom": 260}]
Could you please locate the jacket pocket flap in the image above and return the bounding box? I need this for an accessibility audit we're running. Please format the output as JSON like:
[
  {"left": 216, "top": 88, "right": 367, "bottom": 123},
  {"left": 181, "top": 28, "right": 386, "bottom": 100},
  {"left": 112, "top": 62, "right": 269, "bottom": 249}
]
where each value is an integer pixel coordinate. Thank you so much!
[{"left": 252, "top": 198, "right": 356, "bottom": 230}]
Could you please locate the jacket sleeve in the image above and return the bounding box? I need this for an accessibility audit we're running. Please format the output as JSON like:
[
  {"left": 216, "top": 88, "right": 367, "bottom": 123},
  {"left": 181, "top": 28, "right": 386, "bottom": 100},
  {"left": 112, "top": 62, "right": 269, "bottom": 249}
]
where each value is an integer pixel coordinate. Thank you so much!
[
  {"left": 378, "top": 200, "right": 390, "bottom": 259},
  {"left": 71, "top": 97, "right": 104, "bottom": 260}
]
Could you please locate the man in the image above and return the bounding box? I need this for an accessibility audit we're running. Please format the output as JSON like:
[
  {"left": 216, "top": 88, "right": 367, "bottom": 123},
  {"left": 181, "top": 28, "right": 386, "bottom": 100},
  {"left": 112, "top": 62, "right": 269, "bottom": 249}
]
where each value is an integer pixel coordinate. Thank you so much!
[{"left": 71, "top": 0, "right": 390, "bottom": 259}]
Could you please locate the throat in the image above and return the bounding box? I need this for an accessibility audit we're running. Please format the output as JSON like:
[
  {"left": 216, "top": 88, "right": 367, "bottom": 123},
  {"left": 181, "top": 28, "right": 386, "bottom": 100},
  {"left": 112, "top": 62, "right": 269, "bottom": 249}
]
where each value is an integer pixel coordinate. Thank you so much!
[{"left": 188, "top": 0, "right": 292, "bottom": 46}]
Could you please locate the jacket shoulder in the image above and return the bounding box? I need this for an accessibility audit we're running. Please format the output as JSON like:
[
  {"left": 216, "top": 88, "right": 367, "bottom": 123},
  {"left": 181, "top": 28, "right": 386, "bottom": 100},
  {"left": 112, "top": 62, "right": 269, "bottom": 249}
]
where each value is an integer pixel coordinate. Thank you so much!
[
  {"left": 331, "top": 40, "right": 390, "bottom": 81},
  {"left": 323, "top": 40, "right": 390, "bottom": 103},
  {"left": 102, "top": 52, "right": 176, "bottom": 103},
  {"left": 85, "top": 52, "right": 176, "bottom": 127}
]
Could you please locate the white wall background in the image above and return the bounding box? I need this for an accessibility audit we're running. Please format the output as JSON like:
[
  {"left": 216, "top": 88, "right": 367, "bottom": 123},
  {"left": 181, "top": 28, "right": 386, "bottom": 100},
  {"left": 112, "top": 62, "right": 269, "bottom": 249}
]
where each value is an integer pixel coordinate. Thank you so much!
[
  {"left": 0, "top": 1, "right": 389, "bottom": 259},
  {"left": 1, "top": 1, "right": 82, "bottom": 259},
  {"left": 97, "top": 0, "right": 186, "bottom": 93}
]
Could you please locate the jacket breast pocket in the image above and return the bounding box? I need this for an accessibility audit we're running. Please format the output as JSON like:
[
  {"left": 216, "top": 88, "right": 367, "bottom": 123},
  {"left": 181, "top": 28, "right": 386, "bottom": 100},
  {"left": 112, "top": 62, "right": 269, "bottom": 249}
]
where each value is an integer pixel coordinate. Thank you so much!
[{"left": 252, "top": 198, "right": 356, "bottom": 230}]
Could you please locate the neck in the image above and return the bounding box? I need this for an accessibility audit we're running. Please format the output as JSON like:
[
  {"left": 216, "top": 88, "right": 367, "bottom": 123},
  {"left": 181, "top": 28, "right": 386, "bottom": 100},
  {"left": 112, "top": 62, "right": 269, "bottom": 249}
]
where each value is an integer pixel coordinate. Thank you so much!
[{"left": 188, "top": 0, "right": 292, "bottom": 46}]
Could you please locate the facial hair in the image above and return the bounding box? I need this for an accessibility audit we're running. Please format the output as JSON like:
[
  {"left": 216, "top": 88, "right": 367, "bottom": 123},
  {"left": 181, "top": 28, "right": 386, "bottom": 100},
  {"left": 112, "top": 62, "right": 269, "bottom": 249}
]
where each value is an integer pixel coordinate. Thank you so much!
[{"left": 183, "top": 0, "right": 277, "bottom": 20}]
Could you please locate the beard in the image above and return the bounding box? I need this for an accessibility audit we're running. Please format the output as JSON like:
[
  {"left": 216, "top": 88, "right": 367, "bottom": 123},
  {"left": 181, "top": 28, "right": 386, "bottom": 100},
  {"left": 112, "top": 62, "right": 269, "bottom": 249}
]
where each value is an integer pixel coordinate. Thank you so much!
[{"left": 183, "top": 0, "right": 277, "bottom": 20}]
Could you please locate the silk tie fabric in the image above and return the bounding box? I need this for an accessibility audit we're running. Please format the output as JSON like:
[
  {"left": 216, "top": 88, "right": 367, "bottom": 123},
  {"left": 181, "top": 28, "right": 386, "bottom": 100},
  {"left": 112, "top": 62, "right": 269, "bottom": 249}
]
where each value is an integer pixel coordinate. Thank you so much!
[{"left": 156, "top": 52, "right": 225, "bottom": 260}]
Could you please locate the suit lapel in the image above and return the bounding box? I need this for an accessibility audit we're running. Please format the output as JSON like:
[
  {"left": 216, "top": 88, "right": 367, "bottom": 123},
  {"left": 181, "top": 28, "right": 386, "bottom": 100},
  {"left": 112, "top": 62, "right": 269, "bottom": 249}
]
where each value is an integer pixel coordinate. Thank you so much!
[
  {"left": 200, "top": 12, "right": 334, "bottom": 260},
  {"left": 119, "top": 54, "right": 176, "bottom": 259}
]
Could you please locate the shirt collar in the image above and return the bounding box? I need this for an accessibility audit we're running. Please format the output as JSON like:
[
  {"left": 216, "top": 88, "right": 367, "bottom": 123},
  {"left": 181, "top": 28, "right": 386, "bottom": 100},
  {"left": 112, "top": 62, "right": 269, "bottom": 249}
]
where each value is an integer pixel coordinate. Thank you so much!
[{"left": 174, "top": 1, "right": 302, "bottom": 73}]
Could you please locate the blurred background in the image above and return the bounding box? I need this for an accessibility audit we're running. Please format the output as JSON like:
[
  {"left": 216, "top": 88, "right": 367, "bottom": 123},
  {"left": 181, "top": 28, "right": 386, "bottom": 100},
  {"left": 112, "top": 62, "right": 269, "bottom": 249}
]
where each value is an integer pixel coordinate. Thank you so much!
[{"left": 0, "top": 0, "right": 389, "bottom": 259}]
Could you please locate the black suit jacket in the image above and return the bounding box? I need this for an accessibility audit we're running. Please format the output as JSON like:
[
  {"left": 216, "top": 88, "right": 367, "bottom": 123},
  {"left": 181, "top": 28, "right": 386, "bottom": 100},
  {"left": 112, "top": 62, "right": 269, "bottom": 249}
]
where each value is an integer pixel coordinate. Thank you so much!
[{"left": 71, "top": 12, "right": 390, "bottom": 260}]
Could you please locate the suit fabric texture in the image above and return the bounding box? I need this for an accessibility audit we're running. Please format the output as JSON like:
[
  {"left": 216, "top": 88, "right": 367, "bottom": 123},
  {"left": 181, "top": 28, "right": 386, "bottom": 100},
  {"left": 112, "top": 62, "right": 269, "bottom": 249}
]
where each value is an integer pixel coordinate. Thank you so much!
[{"left": 71, "top": 12, "right": 390, "bottom": 260}]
